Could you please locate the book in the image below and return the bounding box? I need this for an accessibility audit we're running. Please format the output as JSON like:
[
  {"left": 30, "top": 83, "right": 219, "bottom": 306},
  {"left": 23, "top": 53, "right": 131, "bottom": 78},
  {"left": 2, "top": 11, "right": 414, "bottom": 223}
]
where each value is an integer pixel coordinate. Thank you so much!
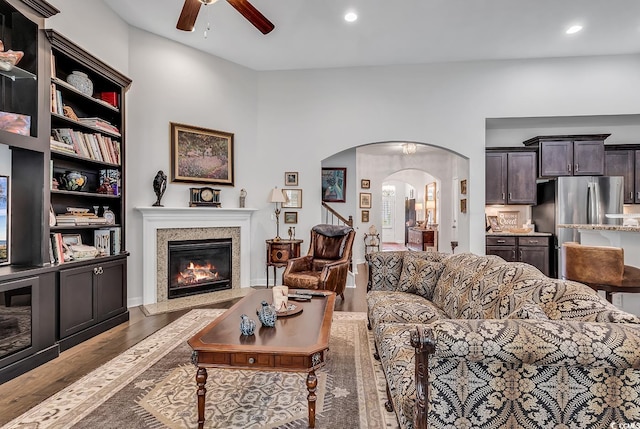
[
  {"left": 98, "top": 169, "right": 120, "bottom": 195},
  {"left": 103, "top": 227, "right": 121, "bottom": 255},
  {"left": 99, "top": 92, "right": 118, "bottom": 108}
]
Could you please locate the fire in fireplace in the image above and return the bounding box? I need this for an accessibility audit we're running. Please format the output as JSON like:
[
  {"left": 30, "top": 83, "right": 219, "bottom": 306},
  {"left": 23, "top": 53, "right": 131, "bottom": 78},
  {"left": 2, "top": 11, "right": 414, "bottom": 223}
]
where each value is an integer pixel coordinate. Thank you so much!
[{"left": 168, "top": 238, "right": 232, "bottom": 299}]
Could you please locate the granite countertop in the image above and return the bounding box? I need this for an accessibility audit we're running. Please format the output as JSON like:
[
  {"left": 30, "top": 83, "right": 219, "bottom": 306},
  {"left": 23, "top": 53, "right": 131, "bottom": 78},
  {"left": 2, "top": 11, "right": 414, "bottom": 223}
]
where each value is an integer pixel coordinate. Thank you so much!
[
  {"left": 558, "top": 224, "right": 640, "bottom": 232},
  {"left": 486, "top": 231, "right": 552, "bottom": 236}
]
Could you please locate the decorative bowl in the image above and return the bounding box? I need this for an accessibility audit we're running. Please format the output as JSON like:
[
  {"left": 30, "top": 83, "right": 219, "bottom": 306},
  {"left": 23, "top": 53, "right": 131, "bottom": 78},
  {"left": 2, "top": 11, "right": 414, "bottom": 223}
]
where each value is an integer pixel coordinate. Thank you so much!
[
  {"left": 66, "top": 71, "right": 93, "bottom": 96},
  {"left": 0, "top": 50, "right": 24, "bottom": 71},
  {"left": 59, "top": 171, "right": 87, "bottom": 191}
]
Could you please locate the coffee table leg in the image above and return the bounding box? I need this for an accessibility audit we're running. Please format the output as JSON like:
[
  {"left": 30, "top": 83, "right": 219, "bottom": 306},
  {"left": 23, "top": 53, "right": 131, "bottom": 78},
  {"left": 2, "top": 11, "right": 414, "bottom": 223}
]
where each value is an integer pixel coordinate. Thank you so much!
[
  {"left": 306, "top": 370, "right": 317, "bottom": 428},
  {"left": 196, "top": 367, "right": 208, "bottom": 429}
]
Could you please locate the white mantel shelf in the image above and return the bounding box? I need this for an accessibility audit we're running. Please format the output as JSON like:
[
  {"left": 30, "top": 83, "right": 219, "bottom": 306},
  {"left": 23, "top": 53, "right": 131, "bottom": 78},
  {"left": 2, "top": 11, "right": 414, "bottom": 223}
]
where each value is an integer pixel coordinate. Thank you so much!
[{"left": 136, "top": 206, "right": 257, "bottom": 305}]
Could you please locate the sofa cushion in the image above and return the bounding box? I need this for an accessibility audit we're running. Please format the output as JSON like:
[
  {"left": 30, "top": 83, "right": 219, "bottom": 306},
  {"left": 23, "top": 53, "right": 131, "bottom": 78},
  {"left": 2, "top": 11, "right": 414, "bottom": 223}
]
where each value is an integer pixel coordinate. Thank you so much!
[
  {"left": 367, "top": 291, "right": 448, "bottom": 331},
  {"left": 431, "top": 253, "right": 508, "bottom": 319},
  {"left": 367, "top": 251, "right": 446, "bottom": 292},
  {"left": 397, "top": 255, "right": 444, "bottom": 299}
]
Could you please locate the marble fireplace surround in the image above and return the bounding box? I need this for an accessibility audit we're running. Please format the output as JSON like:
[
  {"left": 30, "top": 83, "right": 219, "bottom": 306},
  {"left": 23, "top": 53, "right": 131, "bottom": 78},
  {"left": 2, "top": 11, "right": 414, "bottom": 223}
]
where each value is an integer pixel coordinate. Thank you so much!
[{"left": 136, "top": 207, "right": 256, "bottom": 308}]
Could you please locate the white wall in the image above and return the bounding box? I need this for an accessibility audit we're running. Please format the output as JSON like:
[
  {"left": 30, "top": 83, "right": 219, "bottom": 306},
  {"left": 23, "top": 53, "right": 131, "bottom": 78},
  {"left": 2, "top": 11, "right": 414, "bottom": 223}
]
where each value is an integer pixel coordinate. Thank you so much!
[{"left": 45, "top": 5, "right": 640, "bottom": 306}]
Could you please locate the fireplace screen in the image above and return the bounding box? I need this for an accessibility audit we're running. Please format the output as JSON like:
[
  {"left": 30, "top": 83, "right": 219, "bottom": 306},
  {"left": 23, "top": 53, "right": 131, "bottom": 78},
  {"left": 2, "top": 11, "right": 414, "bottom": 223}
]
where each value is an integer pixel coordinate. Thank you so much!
[
  {"left": 168, "top": 238, "right": 232, "bottom": 299},
  {"left": 0, "top": 285, "right": 32, "bottom": 360}
]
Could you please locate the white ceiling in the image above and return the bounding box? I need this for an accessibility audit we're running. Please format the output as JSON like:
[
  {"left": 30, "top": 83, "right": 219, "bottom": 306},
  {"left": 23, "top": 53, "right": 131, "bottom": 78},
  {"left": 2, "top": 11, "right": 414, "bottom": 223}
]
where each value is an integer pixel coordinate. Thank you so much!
[{"left": 102, "top": 0, "right": 640, "bottom": 71}]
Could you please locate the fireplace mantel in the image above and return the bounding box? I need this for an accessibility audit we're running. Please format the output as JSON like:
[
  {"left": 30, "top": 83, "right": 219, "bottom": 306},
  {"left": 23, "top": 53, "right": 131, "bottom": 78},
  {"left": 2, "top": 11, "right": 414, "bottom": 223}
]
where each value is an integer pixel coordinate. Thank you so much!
[{"left": 136, "top": 207, "right": 257, "bottom": 305}]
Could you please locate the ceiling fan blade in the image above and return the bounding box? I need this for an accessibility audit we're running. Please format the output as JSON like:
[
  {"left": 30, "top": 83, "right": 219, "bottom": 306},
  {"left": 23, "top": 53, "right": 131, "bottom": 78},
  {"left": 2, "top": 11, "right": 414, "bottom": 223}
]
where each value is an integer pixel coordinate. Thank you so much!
[
  {"left": 227, "top": 0, "right": 275, "bottom": 34},
  {"left": 177, "top": 0, "right": 202, "bottom": 31}
]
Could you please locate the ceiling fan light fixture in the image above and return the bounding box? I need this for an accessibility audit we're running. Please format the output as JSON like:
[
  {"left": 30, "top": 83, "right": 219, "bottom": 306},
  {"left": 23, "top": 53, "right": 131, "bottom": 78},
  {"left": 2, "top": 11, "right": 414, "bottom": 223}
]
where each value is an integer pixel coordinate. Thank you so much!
[
  {"left": 344, "top": 11, "right": 358, "bottom": 23},
  {"left": 200, "top": 0, "right": 218, "bottom": 4},
  {"left": 402, "top": 143, "right": 417, "bottom": 155}
]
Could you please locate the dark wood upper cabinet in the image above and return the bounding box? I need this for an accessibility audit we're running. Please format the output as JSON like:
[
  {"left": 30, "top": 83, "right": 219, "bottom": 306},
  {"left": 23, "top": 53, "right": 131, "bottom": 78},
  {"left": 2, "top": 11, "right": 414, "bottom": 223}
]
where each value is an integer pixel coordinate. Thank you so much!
[
  {"left": 485, "top": 150, "right": 536, "bottom": 205},
  {"left": 605, "top": 149, "right": 634, "bottom": 204},
  {"left": 524, "top": 134, "right": 609, "bottom": 178}
]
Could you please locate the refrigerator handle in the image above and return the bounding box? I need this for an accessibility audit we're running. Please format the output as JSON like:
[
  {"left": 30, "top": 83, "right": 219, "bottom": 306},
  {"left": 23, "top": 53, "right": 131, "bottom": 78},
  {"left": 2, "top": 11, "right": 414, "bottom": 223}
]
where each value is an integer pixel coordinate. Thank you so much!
[{"left": 587, "top": 182, "right": 599, "bottom": 225}]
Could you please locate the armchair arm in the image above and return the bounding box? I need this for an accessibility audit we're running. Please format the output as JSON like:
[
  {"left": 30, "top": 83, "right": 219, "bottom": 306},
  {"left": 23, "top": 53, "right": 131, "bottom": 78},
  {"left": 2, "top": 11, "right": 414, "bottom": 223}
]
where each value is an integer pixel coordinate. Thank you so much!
[
  {"left": 319, "top": 260, "right": 350, "bottom": 295},
  {"left": 283, "top": 255, "right": 313, "bottom": 277}
]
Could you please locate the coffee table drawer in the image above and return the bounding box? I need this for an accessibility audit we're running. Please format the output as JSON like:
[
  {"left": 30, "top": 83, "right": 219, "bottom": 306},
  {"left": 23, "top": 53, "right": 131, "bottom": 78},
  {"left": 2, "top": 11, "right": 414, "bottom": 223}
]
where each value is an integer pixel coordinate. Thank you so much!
[{"left": 231, "top": 353, "right": 274, "bottom": 367}]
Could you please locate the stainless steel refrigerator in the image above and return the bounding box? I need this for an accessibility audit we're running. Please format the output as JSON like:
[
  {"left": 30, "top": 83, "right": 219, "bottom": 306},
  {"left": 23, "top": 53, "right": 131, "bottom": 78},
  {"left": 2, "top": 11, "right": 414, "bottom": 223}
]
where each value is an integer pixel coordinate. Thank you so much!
[{"left": 531, "top": 176, "right": 624, "bottom": 278}]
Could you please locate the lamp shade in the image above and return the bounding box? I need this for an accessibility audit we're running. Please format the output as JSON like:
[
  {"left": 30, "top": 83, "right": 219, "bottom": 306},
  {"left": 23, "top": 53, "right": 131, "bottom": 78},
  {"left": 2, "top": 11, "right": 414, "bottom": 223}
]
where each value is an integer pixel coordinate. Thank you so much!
[
  {"left": 415, "top": 202, "right": 424, "bottom": 210},
  {"left": 269, "top": 187, "right": 287, "bottom": 203}
]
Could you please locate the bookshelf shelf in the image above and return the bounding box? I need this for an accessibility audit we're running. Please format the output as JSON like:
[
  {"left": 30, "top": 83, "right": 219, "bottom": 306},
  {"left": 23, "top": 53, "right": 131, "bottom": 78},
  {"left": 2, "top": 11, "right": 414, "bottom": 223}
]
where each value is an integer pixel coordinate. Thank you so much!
[
  {"left": 50, "top": 149, "right": 120, "bottom": 168},
  {"left": 0, "top": 65, "right": 36, "bottom": 81},
  {"left": 51, "top": 188, "right": 121, "bottom": 199},
  {"left": 51, "top": 77, "right": 119, "bottom": 112},
  {"left": 51, "top": 112, "right": 121, "bottom": 138}
]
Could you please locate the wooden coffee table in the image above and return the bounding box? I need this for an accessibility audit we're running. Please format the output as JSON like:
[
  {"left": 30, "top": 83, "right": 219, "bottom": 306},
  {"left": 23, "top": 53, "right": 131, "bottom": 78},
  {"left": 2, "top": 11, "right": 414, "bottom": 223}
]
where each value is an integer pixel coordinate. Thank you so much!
[{"left": 188, "top": 288, "right": 336, "bottom": 428}]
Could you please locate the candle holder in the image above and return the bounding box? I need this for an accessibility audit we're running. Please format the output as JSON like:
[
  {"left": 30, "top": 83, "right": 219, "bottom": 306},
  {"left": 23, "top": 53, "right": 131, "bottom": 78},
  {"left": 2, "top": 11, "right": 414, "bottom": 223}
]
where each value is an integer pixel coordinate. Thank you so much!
[{"left": 450, "top": 241, "right": 459, "bottom": 254}]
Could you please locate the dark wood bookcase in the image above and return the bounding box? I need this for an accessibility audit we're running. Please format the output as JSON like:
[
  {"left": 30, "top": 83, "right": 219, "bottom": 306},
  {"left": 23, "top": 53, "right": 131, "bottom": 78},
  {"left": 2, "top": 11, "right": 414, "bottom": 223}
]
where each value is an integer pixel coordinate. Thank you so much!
[{"left": 0, "top": 1, "right": 133, "bottom": 383}]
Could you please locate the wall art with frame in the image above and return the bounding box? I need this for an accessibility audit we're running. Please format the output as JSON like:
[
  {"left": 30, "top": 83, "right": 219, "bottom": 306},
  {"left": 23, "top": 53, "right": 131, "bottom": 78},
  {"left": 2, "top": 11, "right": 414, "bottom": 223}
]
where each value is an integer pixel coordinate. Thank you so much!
[
  {"left": 170, "top": 122, "right": 234, "bottom": 186},
  {"left": 360, "top": 192, "right": 372, "bottom": 209},
  {"left": 285, "top": 172, "right": 298, "bottom": 186},
  {"left": 321, "top": 167, "right": 346, "bottom": 202},
  {"left": 282, "top": 189, "right": 302, "bottom": 208},
  {"left": 361, "top": 210, "right": 369, "bottom": 223},
  {"left": 361, "top": 179, "right": 370, "bottom": 189},
  {"left": 284, "top": 211, "right": 298, "bottom": 224}
]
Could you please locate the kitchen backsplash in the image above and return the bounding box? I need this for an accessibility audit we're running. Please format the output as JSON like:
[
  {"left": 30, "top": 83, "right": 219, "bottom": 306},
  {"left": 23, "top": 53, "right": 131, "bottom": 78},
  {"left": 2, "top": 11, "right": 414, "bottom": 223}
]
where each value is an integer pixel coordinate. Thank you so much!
[{"left": 485, "top": 205, "right": 532, "bottom": 231}]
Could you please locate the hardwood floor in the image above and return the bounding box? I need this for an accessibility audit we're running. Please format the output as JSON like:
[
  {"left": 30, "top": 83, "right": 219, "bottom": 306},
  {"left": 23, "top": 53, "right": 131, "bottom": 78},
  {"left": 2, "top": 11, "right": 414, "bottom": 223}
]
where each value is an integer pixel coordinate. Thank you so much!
[{"left": 0, "top": 264, "right": 369, "bottom": 425}]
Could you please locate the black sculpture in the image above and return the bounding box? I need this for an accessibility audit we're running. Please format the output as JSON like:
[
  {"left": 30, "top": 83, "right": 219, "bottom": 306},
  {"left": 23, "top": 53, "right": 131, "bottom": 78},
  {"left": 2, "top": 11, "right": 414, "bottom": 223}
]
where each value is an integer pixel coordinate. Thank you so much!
[{"left": 152, "top": 170, "right": 167, "bottom": 207}]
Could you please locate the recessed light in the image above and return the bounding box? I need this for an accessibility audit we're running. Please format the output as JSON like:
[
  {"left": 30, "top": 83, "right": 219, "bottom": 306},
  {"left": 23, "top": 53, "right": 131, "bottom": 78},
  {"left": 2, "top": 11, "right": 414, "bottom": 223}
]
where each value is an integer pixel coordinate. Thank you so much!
[
  {"left": 344, "top": 12, "right": 358, "bottom": 22},
  {"left": 566, "top": 25, "right": 583, "bottom": 34}
]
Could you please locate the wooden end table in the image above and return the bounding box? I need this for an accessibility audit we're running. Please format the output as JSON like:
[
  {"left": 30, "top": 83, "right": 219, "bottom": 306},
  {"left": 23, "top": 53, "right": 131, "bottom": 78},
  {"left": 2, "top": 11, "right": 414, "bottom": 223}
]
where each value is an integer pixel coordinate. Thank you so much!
[
  {"left": 266, "top": 239, "right": 303, "bottom": 287},
  {"left": 188, "top": 288, "right": 335, "bottom": 428}
]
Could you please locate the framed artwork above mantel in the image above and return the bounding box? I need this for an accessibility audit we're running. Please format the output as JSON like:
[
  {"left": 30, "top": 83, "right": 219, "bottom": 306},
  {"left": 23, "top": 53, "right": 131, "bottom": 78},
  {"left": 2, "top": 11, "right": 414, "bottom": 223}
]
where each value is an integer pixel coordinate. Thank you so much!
[{"left": 170, "top": 122, "right": 234, "bottom": 186}]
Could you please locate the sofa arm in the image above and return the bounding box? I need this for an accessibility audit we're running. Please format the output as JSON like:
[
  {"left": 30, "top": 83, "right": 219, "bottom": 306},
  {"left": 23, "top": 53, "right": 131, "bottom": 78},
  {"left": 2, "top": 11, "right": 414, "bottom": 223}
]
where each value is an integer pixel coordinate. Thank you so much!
[{"left": 410, "top": 319, "right": 640, "bottom": 429}]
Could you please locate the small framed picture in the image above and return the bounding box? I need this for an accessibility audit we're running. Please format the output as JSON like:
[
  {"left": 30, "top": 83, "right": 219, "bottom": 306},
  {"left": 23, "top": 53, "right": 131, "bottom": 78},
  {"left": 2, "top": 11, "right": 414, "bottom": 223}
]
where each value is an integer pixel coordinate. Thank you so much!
[
  {"left": 282, "top": 189, "right": 302, "bottom": 208},
  {"left": 284, "top": 211, "right": 298, "bottom": 224},
  {"left": 285, "top": 172, "right": 298, "bottom": 187},
  {"left": 460, "top": 179, "right": 467, "bottom": 195},
  {"left": 360, "top": 192, "right": 372, "bottom": 209},
  {"left": 361, "top": 179, "right": 370, "bottom": 189},
  {"left": 361, "top": 210, "right": 369, "bottom": 223},
  {"left": 460, "top": 198, "right": 467, "bottom": 213},
  {"left": 62, "top": 234, "right": 82, "bottom": 246},
  {"left": 487, "top": 215, "right": 501, "bottom": 232}
]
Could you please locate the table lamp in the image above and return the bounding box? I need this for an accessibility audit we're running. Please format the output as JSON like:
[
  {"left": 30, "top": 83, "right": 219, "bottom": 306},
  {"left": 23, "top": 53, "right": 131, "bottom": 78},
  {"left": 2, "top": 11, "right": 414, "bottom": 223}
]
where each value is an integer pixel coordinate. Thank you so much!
[
  {"left": 414, "top": 202, "right": 424, "bottom": 226},
  {"left": 269, "top": 187, "right": 287, "bottom": 241}
]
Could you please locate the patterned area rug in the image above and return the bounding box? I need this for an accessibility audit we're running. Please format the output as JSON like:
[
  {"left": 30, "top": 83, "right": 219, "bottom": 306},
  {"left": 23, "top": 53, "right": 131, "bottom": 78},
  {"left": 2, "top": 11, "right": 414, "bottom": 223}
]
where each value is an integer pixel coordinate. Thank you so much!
[{"left": 4, "top": 310, "right": 399, "bottom": 429}]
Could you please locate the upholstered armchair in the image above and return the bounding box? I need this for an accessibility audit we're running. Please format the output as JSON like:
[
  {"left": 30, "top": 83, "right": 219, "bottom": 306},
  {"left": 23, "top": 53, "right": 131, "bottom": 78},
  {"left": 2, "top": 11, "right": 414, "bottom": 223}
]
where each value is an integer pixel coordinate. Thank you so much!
[{"left": 282, "top": 224, "right": 355, "bottom": 299}]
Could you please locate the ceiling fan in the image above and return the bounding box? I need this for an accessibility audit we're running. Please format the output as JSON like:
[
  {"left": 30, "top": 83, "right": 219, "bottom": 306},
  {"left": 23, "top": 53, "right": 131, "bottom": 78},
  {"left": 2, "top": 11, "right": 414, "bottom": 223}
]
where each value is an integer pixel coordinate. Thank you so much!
[{"left": 176, "top": 0, "right": 274, "bottom": 34}]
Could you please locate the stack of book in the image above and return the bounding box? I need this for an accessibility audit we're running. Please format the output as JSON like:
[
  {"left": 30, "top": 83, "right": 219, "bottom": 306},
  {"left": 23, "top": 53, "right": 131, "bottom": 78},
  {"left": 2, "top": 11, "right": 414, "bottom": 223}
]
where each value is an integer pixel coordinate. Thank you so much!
[
  {"left": 56, "top": 212, "right": 107, "bottom": 226},
  {"left": 77, "top": 117, "right": 120, "bottom": 136},
  {"left": 51, "top": 128, "right": 120, "bottom": 164}
]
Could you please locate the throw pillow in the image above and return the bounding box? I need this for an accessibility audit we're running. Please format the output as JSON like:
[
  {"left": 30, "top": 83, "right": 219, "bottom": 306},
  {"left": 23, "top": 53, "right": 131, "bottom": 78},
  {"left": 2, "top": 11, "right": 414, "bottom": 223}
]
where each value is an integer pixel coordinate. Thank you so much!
[{"left": 398, "top": 255, "right": 444, "bottom": 299}]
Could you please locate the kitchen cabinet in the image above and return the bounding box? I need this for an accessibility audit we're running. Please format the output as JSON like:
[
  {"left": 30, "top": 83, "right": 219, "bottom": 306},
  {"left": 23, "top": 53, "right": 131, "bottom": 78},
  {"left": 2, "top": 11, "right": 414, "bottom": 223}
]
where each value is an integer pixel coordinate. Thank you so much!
[
  {"left": 486, "top": 235, "right": 551, "bottom": 276},
  {"left": 58, "top": 256, "right": 128, "bottom": 350},
  {"left": 485, "top": 150, "right": 537, "bottom": 205},
  {"left": 523, "top": 134, "right": 610, "bottom": 178},
  {"left": 605, "top": 149, "right": 635, "bottom": 204}
]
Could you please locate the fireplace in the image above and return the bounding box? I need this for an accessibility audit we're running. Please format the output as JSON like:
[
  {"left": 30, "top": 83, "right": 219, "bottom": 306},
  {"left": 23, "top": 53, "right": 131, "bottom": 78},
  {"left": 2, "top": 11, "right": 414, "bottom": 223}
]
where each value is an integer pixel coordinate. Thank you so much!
[{"left": 168, "top": 238, "right": 232, "bottom": 299}]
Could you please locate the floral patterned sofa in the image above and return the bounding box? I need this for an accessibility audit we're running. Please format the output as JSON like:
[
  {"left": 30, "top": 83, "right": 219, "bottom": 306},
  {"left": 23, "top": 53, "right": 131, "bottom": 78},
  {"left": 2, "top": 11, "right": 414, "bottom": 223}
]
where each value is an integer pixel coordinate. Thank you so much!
[{"left": 366, "top": 251, "right": 640, "bottom": 429}]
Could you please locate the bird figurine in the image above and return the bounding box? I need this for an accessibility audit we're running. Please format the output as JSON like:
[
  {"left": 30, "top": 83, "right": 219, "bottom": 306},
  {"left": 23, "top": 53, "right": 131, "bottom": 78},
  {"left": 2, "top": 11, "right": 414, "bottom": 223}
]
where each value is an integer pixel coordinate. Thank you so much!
[{"left": 152, "top": 170, "right": 167, "bottom": 207}]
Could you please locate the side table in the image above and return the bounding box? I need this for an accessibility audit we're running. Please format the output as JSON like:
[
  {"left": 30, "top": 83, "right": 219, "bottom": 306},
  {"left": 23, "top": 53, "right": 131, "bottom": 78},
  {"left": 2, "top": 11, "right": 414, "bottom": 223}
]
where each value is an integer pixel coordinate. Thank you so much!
[{"left": 266, "top": 239, "right": 303, "bottom": 287}]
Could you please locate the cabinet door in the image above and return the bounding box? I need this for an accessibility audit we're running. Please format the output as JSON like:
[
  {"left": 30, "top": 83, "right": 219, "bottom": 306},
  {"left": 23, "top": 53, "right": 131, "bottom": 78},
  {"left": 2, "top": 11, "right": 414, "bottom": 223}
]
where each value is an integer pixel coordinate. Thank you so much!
[
  {"left": 519, "top": 247, "right": 549, "bottom": 276},
  {"left": 635, "top": 151, "right": 640, "bottom": 203},
  {"left": 605, "top": 150, "right": 634, "bottom": 204},
  {"left": 573, "top": 140, "right": 604, "bottom": 176},
  {"left": 539, "top": 141, "right": 573, "bottom": 177},
  {"left": 485, "top": 153, "right": 507, "bottom": 204},
  {"left": 486, "top": 246, "right": 517, "bottom": 262},
  {"left": 59, "top": 265, "right": 97, "bottom": 339},
  {"left": 96, "top": 259, "right": 127, "bottom": 322},
  {"left": 507, "top": 152, "right": 537, "bottom": 204}
]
